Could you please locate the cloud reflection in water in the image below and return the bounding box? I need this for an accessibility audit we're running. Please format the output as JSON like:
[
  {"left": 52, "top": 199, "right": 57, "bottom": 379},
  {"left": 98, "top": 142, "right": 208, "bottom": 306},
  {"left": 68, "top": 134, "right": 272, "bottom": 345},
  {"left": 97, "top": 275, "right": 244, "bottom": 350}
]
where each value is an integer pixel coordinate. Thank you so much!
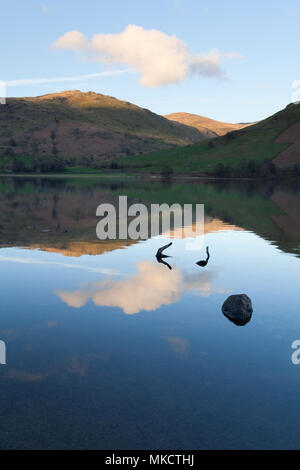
[{"left": 55, "top": 261, "right": 231, "bottom": 314}]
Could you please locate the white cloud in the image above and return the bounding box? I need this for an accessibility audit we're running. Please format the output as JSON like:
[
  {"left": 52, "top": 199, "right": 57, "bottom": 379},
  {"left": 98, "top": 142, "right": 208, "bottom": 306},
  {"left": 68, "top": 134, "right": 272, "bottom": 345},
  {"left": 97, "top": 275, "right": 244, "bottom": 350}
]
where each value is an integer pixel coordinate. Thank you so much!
[
  {"left": 5, "top": 70, "right": 128, "bottom": 88},
  {"left": 189, "top": 49, "right": 244, "bottom": 79},
  {"left": 41, "top": 4, "right": 51, "bottom": 14},
  {"left": 53, "top": 25, "right": 243, "bottom": 87},
  {"left": 292, "top": 80, "right": 300, "bottom": 102},
  {"left": 53, "top": 30, "right": 89, "bottom": 52}
]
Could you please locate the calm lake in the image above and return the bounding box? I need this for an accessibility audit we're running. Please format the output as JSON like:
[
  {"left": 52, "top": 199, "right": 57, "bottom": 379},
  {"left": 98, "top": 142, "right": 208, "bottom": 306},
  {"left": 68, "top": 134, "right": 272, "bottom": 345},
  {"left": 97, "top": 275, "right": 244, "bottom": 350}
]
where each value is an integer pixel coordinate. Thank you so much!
[{"left": 0, "top": 176, "right": 300, "bottom": 449}]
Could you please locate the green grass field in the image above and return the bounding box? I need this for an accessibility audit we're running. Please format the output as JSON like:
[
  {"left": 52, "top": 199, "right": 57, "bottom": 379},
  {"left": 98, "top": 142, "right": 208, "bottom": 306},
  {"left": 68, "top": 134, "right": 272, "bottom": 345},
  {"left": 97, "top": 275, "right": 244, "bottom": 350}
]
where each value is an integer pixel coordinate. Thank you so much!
[{"left": 105, "top": 102, "right": 300, "bottom": 174}]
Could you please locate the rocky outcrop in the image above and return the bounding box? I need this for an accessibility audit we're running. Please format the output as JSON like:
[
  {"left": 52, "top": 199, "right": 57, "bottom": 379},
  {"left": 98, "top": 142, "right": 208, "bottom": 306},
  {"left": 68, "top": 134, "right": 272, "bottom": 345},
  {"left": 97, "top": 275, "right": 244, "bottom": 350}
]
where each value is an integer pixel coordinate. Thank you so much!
[{"left": 221, "top": 294, "right": 253, "bottom": 326}]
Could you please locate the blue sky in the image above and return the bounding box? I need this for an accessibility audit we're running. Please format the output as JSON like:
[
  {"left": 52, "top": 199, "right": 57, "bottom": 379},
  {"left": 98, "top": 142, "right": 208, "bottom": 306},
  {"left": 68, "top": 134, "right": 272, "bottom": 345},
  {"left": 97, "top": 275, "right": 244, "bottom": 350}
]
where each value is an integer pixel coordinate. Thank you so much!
[{"left": 1, "top": 0, "right": 300, "bottom": 122}]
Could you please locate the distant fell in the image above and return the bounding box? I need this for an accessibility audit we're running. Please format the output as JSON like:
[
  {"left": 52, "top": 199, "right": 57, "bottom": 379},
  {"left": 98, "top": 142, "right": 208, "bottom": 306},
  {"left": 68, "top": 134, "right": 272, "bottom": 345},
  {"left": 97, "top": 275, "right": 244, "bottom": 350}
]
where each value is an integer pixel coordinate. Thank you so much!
[{"left": 164, "top": 112, "right": 251, "bottom": 137}]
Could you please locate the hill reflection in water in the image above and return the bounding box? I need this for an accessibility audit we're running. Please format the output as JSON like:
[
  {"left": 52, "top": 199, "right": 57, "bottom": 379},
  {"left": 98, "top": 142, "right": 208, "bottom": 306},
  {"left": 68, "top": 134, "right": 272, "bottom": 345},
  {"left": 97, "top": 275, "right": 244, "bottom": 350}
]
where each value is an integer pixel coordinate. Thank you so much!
[
  {"left": 0, "top": 176, "right": 299, "bottom": 257},
  {"left": 0, "top": 177, "right": 300, "bottom": 449}
]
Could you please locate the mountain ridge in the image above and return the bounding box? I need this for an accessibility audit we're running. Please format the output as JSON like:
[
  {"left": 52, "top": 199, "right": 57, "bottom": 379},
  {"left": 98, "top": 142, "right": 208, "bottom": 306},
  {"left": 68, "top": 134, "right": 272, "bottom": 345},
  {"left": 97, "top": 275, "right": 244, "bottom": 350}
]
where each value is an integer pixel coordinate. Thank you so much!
[{"left": 0, "top": 90, "right": 205, "bottom": 172}]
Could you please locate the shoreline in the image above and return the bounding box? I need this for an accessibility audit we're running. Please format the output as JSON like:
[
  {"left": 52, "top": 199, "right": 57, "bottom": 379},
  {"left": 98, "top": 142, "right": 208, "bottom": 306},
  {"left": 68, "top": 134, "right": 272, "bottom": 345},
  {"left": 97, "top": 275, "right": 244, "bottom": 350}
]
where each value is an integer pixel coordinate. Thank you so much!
[{"left": 0, "top": 172, "right": 298, "bottom": 182}]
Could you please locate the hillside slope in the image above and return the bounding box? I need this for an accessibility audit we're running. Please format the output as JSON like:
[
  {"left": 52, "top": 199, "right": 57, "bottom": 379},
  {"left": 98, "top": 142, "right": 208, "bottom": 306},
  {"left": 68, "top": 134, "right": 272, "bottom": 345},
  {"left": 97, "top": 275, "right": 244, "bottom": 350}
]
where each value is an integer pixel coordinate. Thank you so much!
[
  {"left": 164, "top": 112, "right": 250, "bottom": 137},
  {"left": 0, "top": 90, "right": 204, "bottom": 172},
  {"left": 108, "top": 102, "right": 300, "bottom": 175}
]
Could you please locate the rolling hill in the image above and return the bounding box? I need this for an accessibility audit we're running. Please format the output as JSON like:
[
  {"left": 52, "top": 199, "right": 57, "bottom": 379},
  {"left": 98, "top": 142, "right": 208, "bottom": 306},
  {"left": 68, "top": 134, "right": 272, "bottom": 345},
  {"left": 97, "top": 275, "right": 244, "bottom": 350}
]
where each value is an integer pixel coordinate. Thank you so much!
[
  {"left": 108, "top": 102, "right": 300, "bottom": 176},
  {"left": 164, "top": 112, "right": 251, "bottom": 137},
  {"left": 0, "top": 90, "right": 205, "bottom": 172}
]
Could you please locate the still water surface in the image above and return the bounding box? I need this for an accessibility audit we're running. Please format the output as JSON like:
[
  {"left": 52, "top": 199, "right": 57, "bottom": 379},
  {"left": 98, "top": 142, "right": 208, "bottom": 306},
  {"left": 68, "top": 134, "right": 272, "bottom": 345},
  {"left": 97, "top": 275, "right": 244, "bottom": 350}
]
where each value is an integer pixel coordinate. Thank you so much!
[{"left": 0, "top": 177, "right": 299, "bottom": 449}]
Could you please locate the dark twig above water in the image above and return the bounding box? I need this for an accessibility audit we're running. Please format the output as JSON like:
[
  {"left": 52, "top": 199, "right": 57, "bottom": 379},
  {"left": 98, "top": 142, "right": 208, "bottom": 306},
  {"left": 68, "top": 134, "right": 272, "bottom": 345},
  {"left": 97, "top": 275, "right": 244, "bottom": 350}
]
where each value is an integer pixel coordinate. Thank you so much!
[{"left": 156, "top": 242, "right": 173, "bottom": 259}]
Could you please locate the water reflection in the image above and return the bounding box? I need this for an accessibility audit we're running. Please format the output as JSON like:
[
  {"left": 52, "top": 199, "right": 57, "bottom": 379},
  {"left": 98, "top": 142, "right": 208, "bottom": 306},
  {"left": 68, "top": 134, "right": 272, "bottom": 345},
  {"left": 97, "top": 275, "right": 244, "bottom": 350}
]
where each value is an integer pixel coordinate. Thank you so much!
[
  {"left": 166, "top": 336, "right": 188, "bottom": 354},
  {"left": 1, "top": 176, "right": 300, "bottom": 449},
  {"left": 0, "top": 176, "right": 299, "bottom": 257},
  {"left": 55, "top": 261, "right": 231, "bottom": 314},
  {"left": 196, "top": 246, "right": 210, "bottom": 267},
  {"left": 156, "top": 242, "right": 173, "bottom": 270},
  {"left": 156, "top": 256, "right": 173, "bottom": 270}
]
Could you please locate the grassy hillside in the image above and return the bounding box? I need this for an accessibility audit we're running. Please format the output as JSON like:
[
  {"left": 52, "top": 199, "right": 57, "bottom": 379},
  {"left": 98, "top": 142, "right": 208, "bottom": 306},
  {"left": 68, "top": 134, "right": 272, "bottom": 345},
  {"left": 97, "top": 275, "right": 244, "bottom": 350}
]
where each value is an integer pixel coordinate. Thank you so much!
[
  {"left": 165, "top": 112, "right": 250, "bottom": 137},
  {"left": 107, "top": 102, "right": 300, "bottom": 175},
  {"left": 0, "top": 90, "right": 204, "bottom": 172}
]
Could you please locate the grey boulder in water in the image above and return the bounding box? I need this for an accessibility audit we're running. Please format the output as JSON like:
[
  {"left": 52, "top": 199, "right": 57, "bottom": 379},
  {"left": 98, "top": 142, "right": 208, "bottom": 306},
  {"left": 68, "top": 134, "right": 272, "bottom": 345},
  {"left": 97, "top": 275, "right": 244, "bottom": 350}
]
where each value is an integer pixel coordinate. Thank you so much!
[{"left": 221, "top": 294, "right": 253, "bottom": 326}]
